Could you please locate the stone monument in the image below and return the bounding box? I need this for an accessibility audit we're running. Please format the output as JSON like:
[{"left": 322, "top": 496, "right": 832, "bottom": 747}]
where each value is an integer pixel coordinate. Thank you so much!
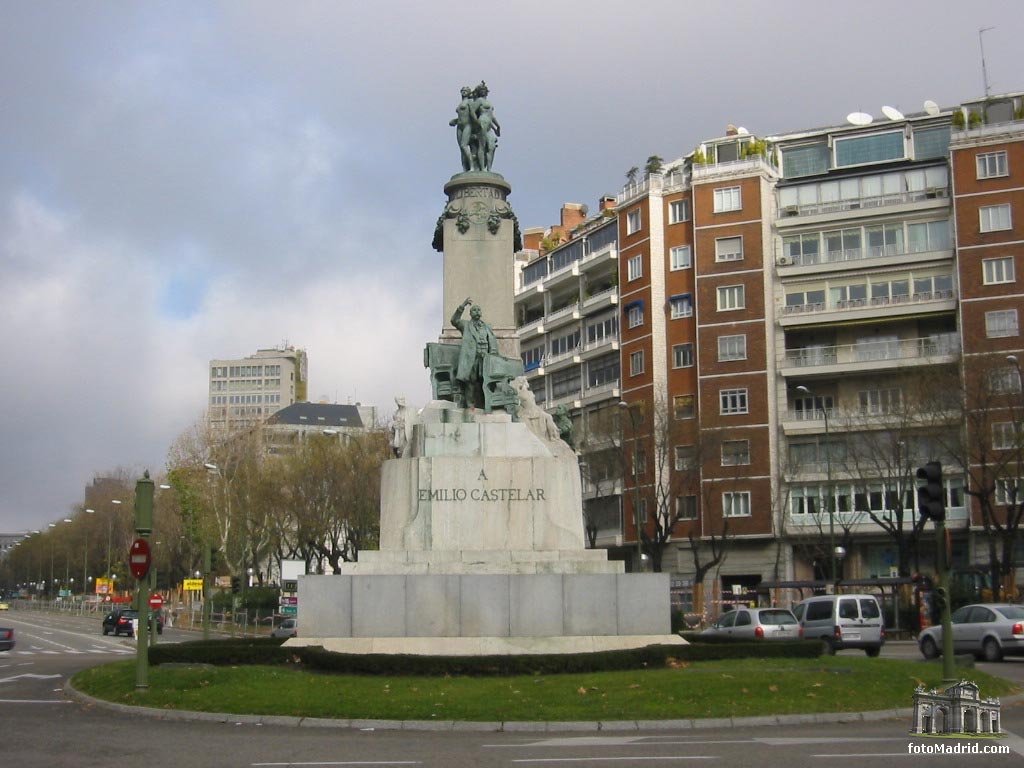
[{"left": 294, "top": 85, "right": 681, "bottom": 655}]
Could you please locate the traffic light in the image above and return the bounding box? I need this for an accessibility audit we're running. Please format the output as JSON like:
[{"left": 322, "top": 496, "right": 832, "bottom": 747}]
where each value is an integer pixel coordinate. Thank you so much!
[
  {"left": 231, "top": 576, "right": 241, "bottom": 594},
  {"left": 916, "top": 461, "right": 946, "bottom": 522}
]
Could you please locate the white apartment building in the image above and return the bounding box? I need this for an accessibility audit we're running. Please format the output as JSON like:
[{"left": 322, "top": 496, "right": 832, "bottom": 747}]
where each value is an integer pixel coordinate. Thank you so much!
[{"left": 208, "top": 346, "right": 308, "bottom": 434}]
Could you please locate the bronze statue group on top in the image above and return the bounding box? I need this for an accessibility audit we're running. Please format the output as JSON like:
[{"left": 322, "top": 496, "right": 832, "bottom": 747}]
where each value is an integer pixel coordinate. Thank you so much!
[{"left": 450, "top": 81, "right": 501, "bottom": 173}]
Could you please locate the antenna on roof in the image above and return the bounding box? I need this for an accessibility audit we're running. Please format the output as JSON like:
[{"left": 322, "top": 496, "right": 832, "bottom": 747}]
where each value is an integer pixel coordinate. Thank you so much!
[
  {"left": 881, "top": 105, "right": 904, "bottom": 121},
  {"left": 923, "top": 100, "right": 940, "bottom": 116},
  {"left": 846, "top": 112, "right": 873, "bottom": 126},
  {"left": 979, "top": 26, "right": 995, "bottom": 98}
]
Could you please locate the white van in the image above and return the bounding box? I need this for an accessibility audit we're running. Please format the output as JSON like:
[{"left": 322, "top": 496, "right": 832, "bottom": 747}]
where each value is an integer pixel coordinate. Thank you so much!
[{"left": 793, "top": 594, "right": 885, "bottom": 656}]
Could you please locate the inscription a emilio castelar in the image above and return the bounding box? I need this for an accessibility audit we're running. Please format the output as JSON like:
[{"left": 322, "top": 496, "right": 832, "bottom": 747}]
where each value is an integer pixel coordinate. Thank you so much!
[{"left": 418, "top": 487, "right": 546, "bottom": 502}]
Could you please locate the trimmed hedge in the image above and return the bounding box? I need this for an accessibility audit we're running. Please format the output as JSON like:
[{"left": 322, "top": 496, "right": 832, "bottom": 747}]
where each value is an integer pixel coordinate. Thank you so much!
[{"left": 148, "top": 636, "right": 822, "bottom": 675}]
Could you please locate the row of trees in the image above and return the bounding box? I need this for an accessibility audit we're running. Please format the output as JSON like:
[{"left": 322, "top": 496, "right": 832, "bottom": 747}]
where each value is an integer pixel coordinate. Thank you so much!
[{"left": 1, "top": 420, "right": 391, "bottom": 595}]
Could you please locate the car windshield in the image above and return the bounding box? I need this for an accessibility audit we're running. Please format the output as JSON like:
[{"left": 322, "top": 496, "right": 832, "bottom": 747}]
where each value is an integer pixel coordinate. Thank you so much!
[
  {"left": 995, "top": 606, "right": 1024, "bottom": 620},
  {"left": 759, "top": 610, "right": 797, "bottom": 626}
]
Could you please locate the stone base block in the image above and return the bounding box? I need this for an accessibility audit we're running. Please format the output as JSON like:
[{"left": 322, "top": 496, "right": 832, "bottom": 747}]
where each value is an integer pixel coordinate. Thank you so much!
[
  {"left": 285, "top": 635, "right": 686, "bottom": 656},
  {"left": 347, "top": 548, "right": 623, "bottom": 575},
  {"left": 298, "top": 572, "right": 671, "bottom": 641}
]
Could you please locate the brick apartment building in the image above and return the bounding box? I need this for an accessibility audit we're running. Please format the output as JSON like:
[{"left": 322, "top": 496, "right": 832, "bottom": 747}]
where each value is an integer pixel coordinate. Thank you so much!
[{"left": 516, "top": 90, "right": 1024, "bottom": 615}]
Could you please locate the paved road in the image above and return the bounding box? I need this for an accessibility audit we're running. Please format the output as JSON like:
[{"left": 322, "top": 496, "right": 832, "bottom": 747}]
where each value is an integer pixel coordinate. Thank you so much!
[{"left": 3, "top": 610, "right": 1024, "bottom": 767}]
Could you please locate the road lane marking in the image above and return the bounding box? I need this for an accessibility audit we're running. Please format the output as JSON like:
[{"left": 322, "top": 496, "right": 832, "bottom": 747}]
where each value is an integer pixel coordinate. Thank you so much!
[
  {"left": 0, "top": 699, "right": 67, "bottom": 704},
  {"left": 511, "top": 759, "right": 715, "bottom": 764},
  {"left": 253, "top": 762, "right": 422, "bottom": 766},
  {"left": 0, "top": 673, "right": 62, "bottom": 683}
]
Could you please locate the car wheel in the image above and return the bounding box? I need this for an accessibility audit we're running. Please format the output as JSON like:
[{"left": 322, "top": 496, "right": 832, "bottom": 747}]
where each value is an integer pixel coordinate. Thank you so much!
[
  {"left": 102, "top": 627, "right": 109, "bottom": 636},
  {"left": 982, "top": 637, "right": 1003, "bottom": 662},
  {"left": 920, "top": 636, "right": 939, "bottom": 660},
  {"left": 865, "top": 646, "right": 881, "bottom": 658},
  {"left": 822, "top": 638, "right": 837, "bottom": 655}
]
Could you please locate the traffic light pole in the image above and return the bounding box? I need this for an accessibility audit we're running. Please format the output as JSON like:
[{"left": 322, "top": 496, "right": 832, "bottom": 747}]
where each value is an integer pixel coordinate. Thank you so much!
[
  {"left": 202, "top": 544, "right": 212, "bottom": 640},
  {"left": 133, "top": 472, "right": 154, "bottom": 691},
  {"left": 935, "top": 517, "right": 955, "bottom": 683}
]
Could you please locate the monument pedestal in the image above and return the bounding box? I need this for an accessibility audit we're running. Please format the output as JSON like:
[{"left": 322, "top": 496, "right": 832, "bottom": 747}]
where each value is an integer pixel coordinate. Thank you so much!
[{"left": 294, "top": 405, "right": 684, "bottom": 655}]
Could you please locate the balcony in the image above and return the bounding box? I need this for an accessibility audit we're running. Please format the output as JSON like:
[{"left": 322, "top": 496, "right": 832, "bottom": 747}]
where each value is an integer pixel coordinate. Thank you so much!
[
  {"left": 544, "top": 302, "right": 582, "bottom": 331},
  {"left": 779, "top": 333, "right": 960, "bottom": 377},
  {"left": 581, "top": 334, "right": 619, "bottom": 360},
  {"left": 787, "top": 505, "right": 968, "bottom": 532},
  {"left": 544, "top": 259, "right": 581, "bottom": 290},
  {"left": 583, "top": 286, "right": 619, "bottom": 311},
  {"left": 581, "top": 243, "right": 618, "bottom": 270},
  {"left": 517, "top": 316, "right": 544, "bottom": 336},
  {"left": 780, "top": 289, "right": 956, "bottom": 327},
  {"left": 581, "top": 382, "right": 620, "bottom": 406},
  {"left": 691, "top": 156, "right": 778, "bottom": 182},
  {"left": 776, "top": 188, "right": 949, "bottom": 225},
  {"left": 548, "top": 390, "right": 582, "bottom": 410},
  {"left": 545, "top": 346, "right": 582, "bottom": 373},
  {"left": 776, "top": 243, "right": 953, "bottom": 273}
]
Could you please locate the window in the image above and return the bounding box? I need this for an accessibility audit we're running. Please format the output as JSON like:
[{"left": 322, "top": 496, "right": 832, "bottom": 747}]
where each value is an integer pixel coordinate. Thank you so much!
[
  {"left": 720, "top": 388, "right": 748, "bottom": 415},
  {"left": 722, "top": 439, "right": 750, "bottom": 466},
  {"left": 670, "top": 245, "right": 692, "bottom": 270},
  {"left": 521, "top": 344, "right": 544, "bottom": 370},
  {"left": 669, "top": 199, "right": 690, "bottom": 224},
  {"left": 993, "top": 422, "right": 1020, "bottom": 450},
  {"left": 995, "top": 478, "right": 1022, "bottom": 506},
  {"left": 637, "top": 497, "right": 648, "bottom": 523},
  {"left": 990, "top": 366, "right": 1022, "bottom": 394},
  {"left": 586, "top": 313, "right": 618, "bottom": 344},
  {"left": 723, "top": 491, "right": 752, "bottom": 517},
  {"left": 717, "top": 284, "right": 745, "bottom": 311},
  {"left": 715, "top": 236, "right": 743, "bottom": 262},
  {"left": 626, "top": 303, "right": 644, "bottom": 328},
  {"left": 676, "top": 495, "right": 698, "bottom": 520},
  {"left": 858, "top": 388, "right": 902, "bottom": 415},
  {"left": 627, "top": 254, "right": 643, "bottom": 280},
  {"left": 672, "top": 343, "right": 694, "bottom": 368},
  {"left": 549, "top": 329, "right": 580, "bottom": 357},
  {"left": 629, "top": 349, "right": 644, "bottom": 376},
  {"left": 977, "top": 151, "right": 1008, "bottom": 179},
  {"left": 986, "top": 309, "right": 1019, "bottom": 338},
  {"left": 718, "top": 334, "right": 746, "bottom": 361},
  {"left": 626, "top": 208, "right": 642, "bottom": 235},
  {"left": 670, "top": 294, "right": 693, "bottom": 319},
  {"left": 713, "top": 186, "right": 741, "bottom": 212},
  {"left": 983, "top": 256, "right": 1015, "bottom": 285},
  {"left": 550, "top": 368, "right": 581, "bottom": 399},
  {"left": 674, "top": 445, "right": 696, "bottom": 471},
  {"left": 673, "top": 394, "right": 695, "bottom": 420},
  {"left": 587, "top": 353, "right": 619, "bottom": 388},
  {"left": 834, "top": 130, "right": 904, "bottom": 167},
  {"left": 980, "top": 204, "right": 1012, "bottom": 233}
]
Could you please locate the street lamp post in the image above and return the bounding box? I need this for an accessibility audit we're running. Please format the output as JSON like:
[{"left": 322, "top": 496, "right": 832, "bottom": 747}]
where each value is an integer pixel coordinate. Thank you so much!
[
  {"left": 618, "top": 401, "right": 644, "bottom": 572},
  {"left": 797, "top": 385, "right": 838, "bottom": 585}
]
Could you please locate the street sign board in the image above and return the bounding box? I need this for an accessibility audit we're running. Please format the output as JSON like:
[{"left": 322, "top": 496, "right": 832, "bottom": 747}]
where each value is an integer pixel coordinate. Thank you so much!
[
  {"left": 279, "top": 596, "right": 298, "bottom": 606},
  {"left": 280, "top": 605, "right": 297, "bottom": 615},
  {"left": 282, "top": 579, "right": 298, "bottom": 593},
  {"left": 148, "top": 594, "right": 164, "bottom": 610},
  {"left": 182, "top": 578, "right": 204, "bottom": 592},
  {"left": 129, "top": 538, "right": 151, "bottom": 580}
]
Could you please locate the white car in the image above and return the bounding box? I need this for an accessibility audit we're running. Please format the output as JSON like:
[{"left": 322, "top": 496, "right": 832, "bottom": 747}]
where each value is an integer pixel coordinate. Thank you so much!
[
  {"left": 271, "top": 618, "right": 297, "bottom": 639},
  {"left": 919, "top": 603, "right": 1024, "bottom": 662}
]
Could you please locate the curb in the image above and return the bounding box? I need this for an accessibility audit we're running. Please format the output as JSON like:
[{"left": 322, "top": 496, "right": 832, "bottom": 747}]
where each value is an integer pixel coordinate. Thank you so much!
[{"left": 69, "top": 678, "right": 1024, "bottom": 733}]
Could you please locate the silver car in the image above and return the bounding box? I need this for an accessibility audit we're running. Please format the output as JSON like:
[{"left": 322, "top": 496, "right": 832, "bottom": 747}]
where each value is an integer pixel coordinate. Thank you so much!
[
  {"left": 919, "top": 603, "right": 1024, "bottom": 662},
  {"left": 271, "top": 618, "right": 297, "bottom": 639},
  {"left": 702, "top": 607, "right": 801, "bottom": 640}
]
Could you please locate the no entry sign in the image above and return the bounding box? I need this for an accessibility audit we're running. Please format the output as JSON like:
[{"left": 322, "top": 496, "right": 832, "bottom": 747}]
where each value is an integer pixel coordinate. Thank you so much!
[
  {"left": 129, "top": 538, "right": 151, "bottom": 580},
  {"left": 148, "top": 593, "right": 164, "bottom": 610}
]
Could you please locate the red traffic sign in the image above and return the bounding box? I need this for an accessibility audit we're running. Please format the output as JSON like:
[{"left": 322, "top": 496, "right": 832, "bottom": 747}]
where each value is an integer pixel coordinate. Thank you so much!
[
  {"left": 148, "top": 593, "right": 164, "bottom": 610},
  {"left": 129, "top": 538, "right": 151, "bottom": 580}
]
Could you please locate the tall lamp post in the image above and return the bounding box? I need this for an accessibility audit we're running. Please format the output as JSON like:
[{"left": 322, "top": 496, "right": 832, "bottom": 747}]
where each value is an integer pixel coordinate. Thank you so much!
[
  {"left": 797, "top": 385, "right": 838, "bottom": 585},
  {"left": 618, "top": 401, "right": 644, "bottom": 571}
]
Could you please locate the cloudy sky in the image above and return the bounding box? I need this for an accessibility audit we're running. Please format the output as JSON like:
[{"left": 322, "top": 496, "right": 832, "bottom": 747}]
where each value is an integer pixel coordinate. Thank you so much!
[{"left": 2, "top": 1, "right": 1021, "bottom": 533}]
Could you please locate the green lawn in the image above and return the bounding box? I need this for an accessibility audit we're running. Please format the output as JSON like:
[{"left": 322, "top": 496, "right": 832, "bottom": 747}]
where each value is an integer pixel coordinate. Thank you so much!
[{"left": 72, "top": 657, "right": 1019, "bottom": 722}]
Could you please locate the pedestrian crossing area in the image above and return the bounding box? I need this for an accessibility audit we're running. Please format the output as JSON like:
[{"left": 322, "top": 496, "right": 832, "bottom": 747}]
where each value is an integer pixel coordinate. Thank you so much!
[{"left": 5, "top": 646, "right": 134, "bottom": 657}]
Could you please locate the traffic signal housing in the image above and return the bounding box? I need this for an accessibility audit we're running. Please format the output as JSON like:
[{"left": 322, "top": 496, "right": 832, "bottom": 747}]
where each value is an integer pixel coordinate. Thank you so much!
[
  {"left": 231, "top": 576, "right": 241, "bottom": 594},
  {"left": 916, "top": 461, "right": 946, "bottom": 522}
]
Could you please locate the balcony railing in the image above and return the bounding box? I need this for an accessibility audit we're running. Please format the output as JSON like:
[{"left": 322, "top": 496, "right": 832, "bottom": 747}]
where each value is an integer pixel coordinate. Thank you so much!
[
  {"left": 583, "top": 286, "right": 618, "bottom": 308},
  {"left": 691, "top": 156, "right": 778, "bottom": 181},
  {"left": 779, "top": 242, "right": 952, "bottom": 269},
  {"left": 782, "top": 333, "right": 960, "bottom": 369},
  {"left": 779, "top": 187, "right": 948, "bottom": 220},
  {"left": 782, "top": 289, "right": 955, "bottom": 317}
]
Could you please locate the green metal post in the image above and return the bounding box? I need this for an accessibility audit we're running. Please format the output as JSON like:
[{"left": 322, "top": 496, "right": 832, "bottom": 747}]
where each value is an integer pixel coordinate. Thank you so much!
[
  {"left": 936, "top": 519, "right": 955, "bottom": 683},
  {"left": 149, "top": 568, "right": 157, "bottom": 647},
  {"left": 134, "top": 472, "right": 153, "bottom": 691},
  {"left": 202, "top": 544, "right": 212, "bottom": 640}
]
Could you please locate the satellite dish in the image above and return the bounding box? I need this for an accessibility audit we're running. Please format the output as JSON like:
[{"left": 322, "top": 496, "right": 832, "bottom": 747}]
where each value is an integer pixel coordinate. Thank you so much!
[
  {"left": 847, "top": 111, "right": 873, "bottom": 126},
  {"left": 881, "top": 105, "right": 904, "bottom": 121},
  {"left": 924, "top": 100, "right": 940, "bottom": 116},
  {"left": 737, "top": 126, "right": 749, "bottom": 135}
]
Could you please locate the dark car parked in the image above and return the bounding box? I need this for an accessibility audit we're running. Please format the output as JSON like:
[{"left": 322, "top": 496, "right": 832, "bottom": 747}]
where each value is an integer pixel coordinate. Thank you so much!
[
  {"left": 102, "top": 609, "right": 163, "bottom": 637},
  {"left": 0, "top": 626, "right": 14, "bottom": 651}
]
